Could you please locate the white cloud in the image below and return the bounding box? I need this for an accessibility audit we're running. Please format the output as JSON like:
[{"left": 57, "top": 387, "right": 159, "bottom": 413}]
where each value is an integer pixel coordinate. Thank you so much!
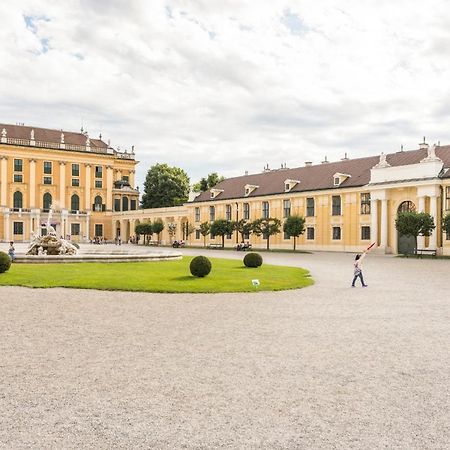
[{"left": 1, "top": 0, "right": 450, "bottom": 187}]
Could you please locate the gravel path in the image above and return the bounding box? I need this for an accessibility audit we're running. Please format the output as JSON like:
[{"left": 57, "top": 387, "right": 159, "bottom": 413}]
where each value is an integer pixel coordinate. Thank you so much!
[{"left": 0, "top": 249, "right": 449, "bottom": 449}]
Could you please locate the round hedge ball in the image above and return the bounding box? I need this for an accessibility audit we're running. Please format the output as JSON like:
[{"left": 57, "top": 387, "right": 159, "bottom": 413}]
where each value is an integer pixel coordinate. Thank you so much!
[
  {"left": 0, "top": 251, "right": 12, "bottom": 274},
  {"left": 190, "top": 256, "right": 212, "bottom": 277},
  {"left": 243, "top": 252, "right": 263, "bottom": 268}
]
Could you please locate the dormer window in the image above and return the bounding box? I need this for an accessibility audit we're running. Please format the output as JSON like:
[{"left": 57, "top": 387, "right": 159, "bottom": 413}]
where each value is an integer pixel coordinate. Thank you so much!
[
  {"left": 333, "top": 172, "right": 351, "bottom": 187},
  {"left": 244, "top": 184, "right": 259, "bottom": 197},
  {"left": 284, "top": 179, "right": 300, "bottom": 192},
  {"left": 210, "top": 188, "right": 224, "bottom": 199}
]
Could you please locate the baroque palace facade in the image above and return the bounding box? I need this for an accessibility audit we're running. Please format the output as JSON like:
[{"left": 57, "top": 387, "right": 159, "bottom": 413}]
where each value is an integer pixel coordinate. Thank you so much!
[
  {"left": 0, "top": 123, "right": 138, "bottom": 242},
  {"left": 2, "top": 122, "right": 450, "bottom": 255}
]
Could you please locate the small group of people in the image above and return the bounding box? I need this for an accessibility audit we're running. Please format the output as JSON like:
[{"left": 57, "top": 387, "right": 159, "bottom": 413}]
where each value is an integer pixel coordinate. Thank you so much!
[
  {"left": 91, "top": 236, "right": 107, "bottom": 244},
  {"left": 128, "top": 235, "right": 139, "bottom": 244},
  {"left": 236, "top": 242, "right": 252, "bottom": 251}
]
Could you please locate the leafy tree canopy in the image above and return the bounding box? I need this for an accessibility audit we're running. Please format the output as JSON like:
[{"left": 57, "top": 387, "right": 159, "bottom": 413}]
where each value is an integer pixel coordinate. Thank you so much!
[
  {"left": 252, "top": 218, "right": 282, "bottom": 250},
  {"left": 193, "top": 172, "right": 226, "bottom": 192},
  {"left": 283, "top": 215, "right": 306, "bottom": 250},
  {"left": 395, "top": 211, "right": 435, "bottom": 250},
  {"left": 141, "top": 163, "right": 190, "bottom": 208},
  {"left": 210, "top": 219, "right": 234, "bottom": 248}
]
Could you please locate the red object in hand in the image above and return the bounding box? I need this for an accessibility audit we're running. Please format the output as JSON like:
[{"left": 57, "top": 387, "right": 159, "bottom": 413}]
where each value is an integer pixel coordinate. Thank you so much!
[{"left": 367, "top": 242, "right": 376, "bottom": 251}]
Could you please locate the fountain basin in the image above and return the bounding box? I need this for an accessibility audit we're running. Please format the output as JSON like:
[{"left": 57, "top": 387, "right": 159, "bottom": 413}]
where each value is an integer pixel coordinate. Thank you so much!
[{"left": 14, "top": 251, "right": 182, "bottom": 264}]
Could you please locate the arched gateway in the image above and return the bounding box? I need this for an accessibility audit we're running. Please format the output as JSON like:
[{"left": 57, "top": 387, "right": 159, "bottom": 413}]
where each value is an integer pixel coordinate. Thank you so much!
[{"left": 397, "top": 201, "right": 416, "bottom": 254}]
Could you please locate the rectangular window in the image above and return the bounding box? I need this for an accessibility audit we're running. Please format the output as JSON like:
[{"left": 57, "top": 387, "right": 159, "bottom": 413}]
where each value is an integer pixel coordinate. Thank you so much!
[
  {"left": 13, "top": 174, "right": 23, "bottom": 183},
  {"left": 332, "top": 226, "right": 341, "bottom": 240},
  {"left": 226, "top": 204, "right": 232, "bottom": 221},
  {"left": 262, "top": 201, "right": 269, "bottom": 219},
  {"left": 446, "top": 187, "right": 450, "bottom": 211},
  {"left": 95, "top": 180, "right": 103, "bottom": 188},
  {"left": 209, "top": 206, "right": 215, "bottom": 222},
  {"left": 332, "top": 196, "right": 341, "bottom": 216},
  {"left": 243, "top": 231, "right": 250, "bottom": 240},
  {"left": 283, "top": 230, "right": 290, "bottom": 240},
  {"left": 263, "top": 231, "right": 269, "bottom": 240},
  {"left": 72, "top": 164, "right": 80, "bottom": 177},
  {"left": 114, "top": 199, "right": 121, "bottom": 211},
  {"left": 95, "top": 166, "right": 103, "bottom": 178},
  {"left": 307, "top": 227, "right": 315, "bottom": 240},
  {"left": 360, "top": 193, "right": 371, "bottom": 215},
  {"left": 71, "top": 223, "right": 81, "bottom": 236},
  {"left": 243, "top": 203, "right": 250, "bottom": 220},
  {"left": 122, "top": 175, "right": 129, "bottom": 182},
  {"left": 14, "top": 159, "right": 23, "bottom": 172},
  {"left": 361, "top": 226, "right": 371, "bottom": 240},
  {"left": 226, "top": 232, "right": 232, "bottom": 239},
  {"left": 195, "top": 229, "right": 201, "bottom": 240},
  {"left": 44, "top": 161, "right": 52, "bottom": 174},
  {"left": 13, "top": 222, "right": 23, "bottom": 235},
  {"left": 306, "top": 198, "right": 315, "bottom": 217},
  {"left": 195, "top": 207, "right": 200, "bottom": 222},
  {"left": 95, "top": 224, "right": 103, "bottom": 237},
  {"left": 43, "top": 176, "right": 52, "bottom": 185},
  {"left": 130, "top": 199, "right": 137, "bottom": 210},
  {"left": 283, "top": 199, "right": 291, "bottom": 218},
  {"left": 72, "top": 178, "right": 80, "bottom": 187}
]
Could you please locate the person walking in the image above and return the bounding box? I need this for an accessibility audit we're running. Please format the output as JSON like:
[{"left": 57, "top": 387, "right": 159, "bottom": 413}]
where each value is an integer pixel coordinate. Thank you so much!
[
  {"left": 352, "top": 250, "right": 368, "bottom": 287},
  {"left": 8, "top": 241, "right": 15, "bottom": 262}
]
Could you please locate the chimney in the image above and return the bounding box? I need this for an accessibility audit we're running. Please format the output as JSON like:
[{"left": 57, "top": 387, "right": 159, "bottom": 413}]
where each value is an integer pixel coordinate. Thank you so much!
[
  {"left": 245, "top": 170, "right": 248, "bottom": 176},
  {"left": 321, "top": 156, "right": 329, "bottom": 164},
  {"left": 341, "top": 152, "right": 349, "bottom": 161},
  {"left": 304, "top": 161, "right": 312, "bottom": 167},
  {"left": 419, "top": 136, "right": 429, "bottom": 150}
]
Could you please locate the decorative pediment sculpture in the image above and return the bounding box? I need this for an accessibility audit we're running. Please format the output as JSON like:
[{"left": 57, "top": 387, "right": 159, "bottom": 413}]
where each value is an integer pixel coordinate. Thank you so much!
[{"left": 373, "top": 152, "right": 391, "bottom": 169}]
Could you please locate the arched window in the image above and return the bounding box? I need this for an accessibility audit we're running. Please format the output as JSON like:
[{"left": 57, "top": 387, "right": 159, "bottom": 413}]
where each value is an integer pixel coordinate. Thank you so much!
[
  {"left": 43, "top": 193, "right": 52, "bottom": 211},
  {"left": 398, "top": 201, "right": 416, "bottom": 213},
  {"left": 13, "top": 191, "right": 23, "bottom": 209},
  {"left": 94, "top": 195, "right": 103, "bottom": 212},
  {"left": 71, "top": 194, "right": 80, "bottom": 212},
  {"left": 122, "top": 196, "right": 129, "bottom": 212}
]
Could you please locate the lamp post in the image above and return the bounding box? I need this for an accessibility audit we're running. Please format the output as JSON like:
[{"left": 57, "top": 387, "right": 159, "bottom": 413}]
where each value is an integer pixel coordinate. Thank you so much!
[{"left": 235, "top": 202, "right": 239, "bottom": 244}]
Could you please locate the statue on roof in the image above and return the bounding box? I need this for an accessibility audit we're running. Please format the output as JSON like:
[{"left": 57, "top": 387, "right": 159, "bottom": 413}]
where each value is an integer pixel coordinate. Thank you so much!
[
  {"left": 1, "top": 128, "right": 6, "bottom": 137},
  {"left": 61, "top": 132, "right": 65, "bottom": 144},
  {"left": 30, "top": 129, "right": 34, "bottom": 140}
]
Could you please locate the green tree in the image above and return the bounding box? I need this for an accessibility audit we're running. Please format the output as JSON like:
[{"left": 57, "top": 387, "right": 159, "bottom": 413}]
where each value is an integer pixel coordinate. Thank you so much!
[
  {"left": 167, "top": 222, "right": 177, "bottom": 243},
  {"left": 395, "top": 211, "right": 435, "bottom": 253},
  {"left": 184, "top": 222, "right": 196, "bottom": 242},
  {"left": 283, "top": 215, "right": 306, "bottom": 250},
  {"left": 141, "top": 163, "right": 190, "bottom": 208},
  {"left": 135, "top": 222, "right": 153, "bottom": 245},
  {"left": 193, "top": 172, "right": 226, "bottom": 192},
  {"left": 443, "top": 213, "right": 450, "bottom": 239},
  {"left": 199, "top": 221, "right": 211, "bottom": 247},
  {"left": 252, "top": 218, "right": 282, "bottom": 250},
  {"left": 234, "top": 219, "right": 253, "bottom": 242},
  {"left": 210, "top": 219, "right": 234, "bottom": 248},
  {"left": 152, "top": 219, "right": 164, "bottom": 243}
]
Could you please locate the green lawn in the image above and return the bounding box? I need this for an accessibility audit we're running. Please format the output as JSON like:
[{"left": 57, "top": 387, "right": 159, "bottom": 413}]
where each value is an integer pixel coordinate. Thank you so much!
[{"left": 0, "top": 257, "right": 313, "bottom": 293}]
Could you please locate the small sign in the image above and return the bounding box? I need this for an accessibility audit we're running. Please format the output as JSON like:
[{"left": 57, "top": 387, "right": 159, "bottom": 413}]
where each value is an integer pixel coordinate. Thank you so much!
[{"left": 252, "top": 279, "right": 260, "bottom": 288}]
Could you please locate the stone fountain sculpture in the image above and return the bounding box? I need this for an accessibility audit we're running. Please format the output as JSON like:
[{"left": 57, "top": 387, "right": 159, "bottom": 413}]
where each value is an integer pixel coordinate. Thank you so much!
[{"left": 27, "top": 206, "right": 78, "bottom": 256}]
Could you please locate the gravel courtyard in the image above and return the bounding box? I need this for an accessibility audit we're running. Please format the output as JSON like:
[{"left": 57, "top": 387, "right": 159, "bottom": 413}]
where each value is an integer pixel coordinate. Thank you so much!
[{"left": 0, "top": 248, "right": 449, "bottom": 449}]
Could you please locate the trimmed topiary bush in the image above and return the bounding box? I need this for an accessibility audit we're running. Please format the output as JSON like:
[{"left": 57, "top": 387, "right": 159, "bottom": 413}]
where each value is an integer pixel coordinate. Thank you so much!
[
  {"left": 243, "top": 252, "right": 263, "bottom": 268},
  {"left": 0, "top": 251, "right": 12, "bottom": 273},
  {"left": 190, "top": 256, "right": 212, "bottom": 277}
]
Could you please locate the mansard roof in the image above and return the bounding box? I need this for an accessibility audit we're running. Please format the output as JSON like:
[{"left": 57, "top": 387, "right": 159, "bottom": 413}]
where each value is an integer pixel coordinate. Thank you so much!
[
  {"left": 193, "top": 145, "right": 450, "bottom": 203},
  {"left": 0, "top": 123, "right": 107, "bottom": 150}
]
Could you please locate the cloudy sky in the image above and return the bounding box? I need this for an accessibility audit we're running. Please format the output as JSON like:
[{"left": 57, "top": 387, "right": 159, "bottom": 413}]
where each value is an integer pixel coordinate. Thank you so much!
[{"left": 1, "top": 0, "right": 450, "bottom": 188}]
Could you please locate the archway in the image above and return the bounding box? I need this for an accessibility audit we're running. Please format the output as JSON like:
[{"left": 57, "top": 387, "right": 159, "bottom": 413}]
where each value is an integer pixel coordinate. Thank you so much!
[{"left": 397, "top": 200, "right": 416, "bottom": 254}]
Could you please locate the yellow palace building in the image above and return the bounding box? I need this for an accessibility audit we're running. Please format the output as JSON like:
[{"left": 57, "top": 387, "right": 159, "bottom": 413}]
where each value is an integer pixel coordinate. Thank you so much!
[
  {"left": 1, "top": 122, "right": 450, "bottom": 255},
  {"left": 115, "top": 140, "right": 450, "bottom": 256},
  {"left": 0, "top": 123, "right": 138, "bottom": 242}
]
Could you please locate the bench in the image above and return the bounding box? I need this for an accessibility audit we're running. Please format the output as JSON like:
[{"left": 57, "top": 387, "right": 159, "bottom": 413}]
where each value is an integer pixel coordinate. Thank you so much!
[
  {"left": 148, "top": 240, "right": 159, "bottom": 246},
  {"left": 415, "top": 248, "right": 437, "bottom": 258},
  {"left": 406, "top": 248, "right": 437, "bottom": 258},
  {"left": 208, "top": 243, "right": 222, "bottom": 248}
]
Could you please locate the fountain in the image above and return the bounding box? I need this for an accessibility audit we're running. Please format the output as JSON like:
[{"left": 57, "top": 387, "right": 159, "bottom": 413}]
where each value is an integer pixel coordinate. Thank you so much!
[{"left": 26, "top": 206, "right": 78, "bottom": 256}]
